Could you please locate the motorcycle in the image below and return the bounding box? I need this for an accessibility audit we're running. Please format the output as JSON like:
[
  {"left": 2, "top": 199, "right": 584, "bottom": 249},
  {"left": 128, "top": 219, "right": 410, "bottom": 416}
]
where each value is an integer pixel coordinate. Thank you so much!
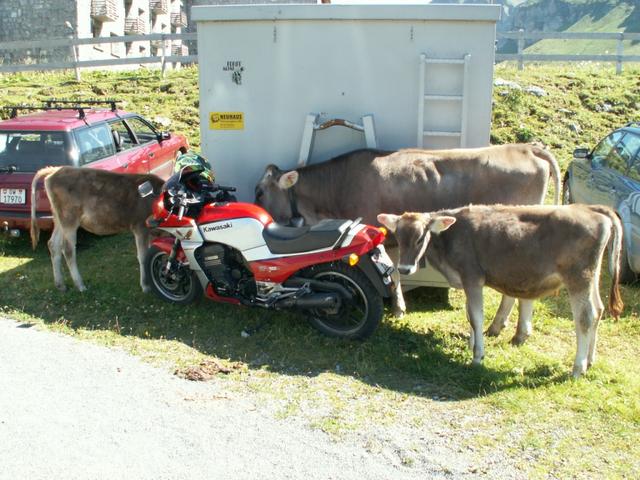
[{"left": 138, "top": 170, "right": 395, "bottom": 340}]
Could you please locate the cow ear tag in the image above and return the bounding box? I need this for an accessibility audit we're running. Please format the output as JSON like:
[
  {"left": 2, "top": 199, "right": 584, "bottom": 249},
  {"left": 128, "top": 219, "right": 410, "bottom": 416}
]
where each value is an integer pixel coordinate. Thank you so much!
[{"left": 278, "top": 170, "right": 299, "bottom": 189}]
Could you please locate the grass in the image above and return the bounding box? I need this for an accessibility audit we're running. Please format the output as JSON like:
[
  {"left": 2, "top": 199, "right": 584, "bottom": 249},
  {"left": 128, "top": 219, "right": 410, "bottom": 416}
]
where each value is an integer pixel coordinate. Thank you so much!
[
  {"left": 525, "top": 2, "right": 640, "bottom": 56},
  {"left": 0, "top": 68, "right": 203, "bottom": 148},
  {"left": 1, "top": 64, "right": 640, "bottom": 478},
  {"left": 492, "top": 62, "right": 640, "bottom": 172},
  {"left": 514, "top": 1, "right": 640, "bottom": 56}
]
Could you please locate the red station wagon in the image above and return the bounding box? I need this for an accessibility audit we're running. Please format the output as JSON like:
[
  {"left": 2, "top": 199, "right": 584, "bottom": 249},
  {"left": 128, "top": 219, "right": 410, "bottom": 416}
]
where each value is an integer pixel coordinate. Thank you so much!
[{"left": 0, "top": 100, "right": 188, "bottom": 235}]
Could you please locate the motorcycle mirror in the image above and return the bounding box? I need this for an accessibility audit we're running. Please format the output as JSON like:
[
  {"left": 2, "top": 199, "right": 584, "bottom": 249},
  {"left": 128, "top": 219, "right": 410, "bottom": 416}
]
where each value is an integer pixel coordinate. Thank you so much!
[{"left": 138, "top": 181, "right": 154, "bottom": 198}]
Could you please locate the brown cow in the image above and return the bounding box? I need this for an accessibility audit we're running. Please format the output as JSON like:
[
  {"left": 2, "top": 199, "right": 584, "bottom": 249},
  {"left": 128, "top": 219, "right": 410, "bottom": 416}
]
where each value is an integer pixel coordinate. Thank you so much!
[
  {"left": 377, "top": 204, "right": 624, "bottom": 378},
  {"left": 30, "top": 166, "right": 165, "bottom": 292},
  {"left": 255, "top": 144, "right": 561, "bottom": 317}
]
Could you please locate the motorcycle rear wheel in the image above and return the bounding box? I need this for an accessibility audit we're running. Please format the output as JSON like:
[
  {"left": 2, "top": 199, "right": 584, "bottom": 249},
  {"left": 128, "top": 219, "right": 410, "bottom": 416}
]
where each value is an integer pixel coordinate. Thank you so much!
[
  {"left": 145, "top": 246, "right": 203, "bottom": 305},
  {"left": 304, "top": 262, "right": 383, "bottom": 340}
]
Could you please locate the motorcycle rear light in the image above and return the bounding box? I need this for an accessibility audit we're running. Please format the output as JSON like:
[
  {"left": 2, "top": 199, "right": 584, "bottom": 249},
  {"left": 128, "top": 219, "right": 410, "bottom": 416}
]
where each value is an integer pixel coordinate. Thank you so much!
[
  {"left": 366, "top": 226, "right": 385, "bottom": 244},
  {"left": 379, "top": 227, "right": 387, "bottom": 236}
]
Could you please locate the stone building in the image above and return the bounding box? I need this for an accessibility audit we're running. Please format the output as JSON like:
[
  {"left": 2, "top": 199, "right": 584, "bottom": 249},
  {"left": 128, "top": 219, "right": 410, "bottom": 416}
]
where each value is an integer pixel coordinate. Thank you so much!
[{"left": 0, "top": 0, "right": 188, "bottom": 66}]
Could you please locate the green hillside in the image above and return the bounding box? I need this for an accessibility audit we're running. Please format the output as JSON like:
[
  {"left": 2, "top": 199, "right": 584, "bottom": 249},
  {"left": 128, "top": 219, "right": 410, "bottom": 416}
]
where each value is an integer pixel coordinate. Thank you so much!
[
  {"left": 515, "top": 0, "right": 640, "bottom": 55},
  {"left": 490, "top": 63, "right": 640, "bottom": 170}
]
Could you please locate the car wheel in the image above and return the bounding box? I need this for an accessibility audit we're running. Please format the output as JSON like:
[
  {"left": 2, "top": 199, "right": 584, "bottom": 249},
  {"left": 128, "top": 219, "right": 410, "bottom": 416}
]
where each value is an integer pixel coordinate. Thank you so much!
[{"left": 618, "top": 241, "right": 637, "bottom": 284}]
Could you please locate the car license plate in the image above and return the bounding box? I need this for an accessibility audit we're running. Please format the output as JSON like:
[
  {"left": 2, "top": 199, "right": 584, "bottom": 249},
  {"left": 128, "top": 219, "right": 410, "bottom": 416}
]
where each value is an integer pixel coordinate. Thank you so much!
[{"left": 0, "top": 188, "right": 26, "bottom": 204}]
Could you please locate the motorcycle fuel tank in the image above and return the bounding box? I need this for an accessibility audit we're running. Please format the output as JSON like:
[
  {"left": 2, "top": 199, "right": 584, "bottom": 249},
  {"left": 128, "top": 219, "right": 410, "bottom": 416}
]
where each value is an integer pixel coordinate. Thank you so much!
[{"left": 197, "top": 202, "right": 272, "bottom": 251}]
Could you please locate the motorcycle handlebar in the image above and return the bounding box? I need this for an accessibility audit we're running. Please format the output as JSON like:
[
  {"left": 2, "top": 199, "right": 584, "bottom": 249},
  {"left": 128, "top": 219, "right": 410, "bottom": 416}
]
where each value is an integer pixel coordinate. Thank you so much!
[{"left": 202, "top": 183, "right": 236, "bottom": 193}]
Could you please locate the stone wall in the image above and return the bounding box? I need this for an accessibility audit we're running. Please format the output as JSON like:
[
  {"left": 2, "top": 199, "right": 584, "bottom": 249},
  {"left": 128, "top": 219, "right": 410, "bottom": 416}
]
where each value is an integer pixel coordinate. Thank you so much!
[
  {"left": 0, "top": 0, "right": 329, "bottom": 67},
  {"left": 0, "top": 0, "right": 77, "bottom": 64}
]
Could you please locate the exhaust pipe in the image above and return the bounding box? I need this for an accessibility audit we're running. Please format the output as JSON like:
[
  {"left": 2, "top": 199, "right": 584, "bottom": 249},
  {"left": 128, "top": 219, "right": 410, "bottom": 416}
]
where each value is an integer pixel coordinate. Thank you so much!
[
  {"left": 284, "top": 277, "right": 353, "bottom": 301},
  {"left": 275, "top": 293, "right": 340, "bottom": 310},
  {"left": 2, "top": 222, "right": 20, "bottom": 238}
]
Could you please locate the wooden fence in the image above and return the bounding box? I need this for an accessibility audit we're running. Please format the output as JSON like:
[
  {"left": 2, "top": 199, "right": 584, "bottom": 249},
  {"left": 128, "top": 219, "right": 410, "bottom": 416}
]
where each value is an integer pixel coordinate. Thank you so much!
[
  {"left": 496, "top": 30, "right": 640, "bottom": 74},
  {"left": 1, "top": 30, "right": 639, "bottom": 77},
  {"left": 0, "top": 32, "right": 197, "bottom": 79}
]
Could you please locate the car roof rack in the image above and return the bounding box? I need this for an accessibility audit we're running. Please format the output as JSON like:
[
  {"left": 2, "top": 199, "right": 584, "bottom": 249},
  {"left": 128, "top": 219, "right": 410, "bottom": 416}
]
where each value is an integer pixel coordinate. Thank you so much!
[
  {"left": 2, "top": 99, "right": 119, "bottom": 120},
  {"left": 45, "top": 99, "right": 118, "bottom": 112},
  {"left": 625, "top": 121, "right": 640, "bottom": 129}
]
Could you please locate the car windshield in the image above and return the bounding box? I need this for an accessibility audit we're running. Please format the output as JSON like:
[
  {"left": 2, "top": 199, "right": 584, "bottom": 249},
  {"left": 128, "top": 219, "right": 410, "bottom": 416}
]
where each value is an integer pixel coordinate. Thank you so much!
[{"left": 0, "top": 130, "right": 72, "bottom": 172}]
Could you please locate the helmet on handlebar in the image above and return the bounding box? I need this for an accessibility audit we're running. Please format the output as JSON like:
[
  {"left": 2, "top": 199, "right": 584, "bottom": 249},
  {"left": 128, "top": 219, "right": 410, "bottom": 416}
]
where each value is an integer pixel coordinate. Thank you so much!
[{"left": 173, "top": 151, "right": 215, "bottom": 192}]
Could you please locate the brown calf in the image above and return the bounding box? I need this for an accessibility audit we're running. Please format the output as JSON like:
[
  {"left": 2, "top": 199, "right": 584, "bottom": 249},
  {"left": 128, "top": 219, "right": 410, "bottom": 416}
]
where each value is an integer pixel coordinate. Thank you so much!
[
  {"left": 378, "top": 204, "right": 623, "bottom": 378},
  {"left": 31, "top": 166, "right": 165, "bottom": 292}
]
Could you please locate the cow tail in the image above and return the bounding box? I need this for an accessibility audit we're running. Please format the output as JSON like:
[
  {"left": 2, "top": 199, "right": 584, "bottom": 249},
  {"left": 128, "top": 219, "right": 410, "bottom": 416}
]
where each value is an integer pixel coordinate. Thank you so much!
[
  {"left": 606, "top": 211, "right": 624, "bottom": 320},
  {"left": 531, "top": 146, "right": 561, "bottom": 205},
  {"left": 30, "top": 166, "right": 62, "bottom": 250}
]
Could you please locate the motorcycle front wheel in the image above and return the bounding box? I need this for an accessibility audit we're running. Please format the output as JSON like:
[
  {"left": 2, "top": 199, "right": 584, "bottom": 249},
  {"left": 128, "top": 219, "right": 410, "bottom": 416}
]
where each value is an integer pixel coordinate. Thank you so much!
[
  {"left": 304, "top": 262, "right": 383, "bottom": 340},
  {"left": 145, "top": 245, "right": 203, "bottom": 305}
]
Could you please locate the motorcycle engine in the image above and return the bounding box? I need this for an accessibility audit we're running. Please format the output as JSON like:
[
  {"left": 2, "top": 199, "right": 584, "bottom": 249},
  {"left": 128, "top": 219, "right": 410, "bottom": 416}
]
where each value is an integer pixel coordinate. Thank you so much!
[{"left": 195, "top": 243, "right": 254, "bottom": 298}]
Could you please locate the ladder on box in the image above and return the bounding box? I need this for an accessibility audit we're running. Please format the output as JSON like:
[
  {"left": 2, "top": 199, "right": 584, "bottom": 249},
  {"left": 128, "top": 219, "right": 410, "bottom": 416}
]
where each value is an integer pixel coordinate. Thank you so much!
[{"left": 417, "top": 53, "right": 471, "bottom": 148}]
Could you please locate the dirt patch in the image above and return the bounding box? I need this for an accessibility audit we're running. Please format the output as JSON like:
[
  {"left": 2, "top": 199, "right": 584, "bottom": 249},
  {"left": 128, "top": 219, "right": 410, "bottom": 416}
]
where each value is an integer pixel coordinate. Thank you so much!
[{"left": 175, "top": 359, "right": 243, "bottom": 381}]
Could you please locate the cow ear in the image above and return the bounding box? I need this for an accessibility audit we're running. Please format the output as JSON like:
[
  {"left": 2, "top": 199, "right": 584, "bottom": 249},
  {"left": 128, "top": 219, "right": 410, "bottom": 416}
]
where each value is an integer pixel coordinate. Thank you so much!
[
  {"left": 429, "top": 215, "right": 456, "bottom": 234},
  {"left": 278, "top": 170, "right": 299, "bottom": 189},
  {"left": 377, "top": 213, "right": 400, "bottom": 233}
]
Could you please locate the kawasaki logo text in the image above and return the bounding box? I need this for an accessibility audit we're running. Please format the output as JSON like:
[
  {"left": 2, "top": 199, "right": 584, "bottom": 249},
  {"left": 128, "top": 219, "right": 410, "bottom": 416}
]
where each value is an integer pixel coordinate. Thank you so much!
[{"left": 203, "top": 222, "right": 232, "bottom": 233}]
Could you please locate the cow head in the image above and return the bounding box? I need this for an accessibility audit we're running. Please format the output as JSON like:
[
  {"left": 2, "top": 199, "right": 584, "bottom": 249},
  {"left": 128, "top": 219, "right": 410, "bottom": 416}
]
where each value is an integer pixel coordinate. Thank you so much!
[
  {"left": 254, "top": 164, "right": 299, "bottom": 223},
  {"left": 377, "top": 212, "right": 456, "bottom": 275}
]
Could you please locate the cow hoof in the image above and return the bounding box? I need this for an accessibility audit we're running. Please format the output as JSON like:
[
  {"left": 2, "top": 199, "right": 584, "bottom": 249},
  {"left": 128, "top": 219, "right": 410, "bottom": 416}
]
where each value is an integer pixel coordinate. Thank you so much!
[
  {"left": 510, "top": 335, "right": 528, "bottom": 346},
  {"left": 55, "top": 284, "right": 67, "bottom": 292},
  {"left": 572, "top": 364, "right": 587, "bottom": 379},
  {"left": 141, "top": 285, "right": 151, "bottom": 294},
  {"left": 392, "top": 307, "right": 406, "bottom": 318},
  {"left": 78, "top": 286, "right": 87, "bottom": 293},
  {"left": 485, "top": 327, "right": 502, "bottom": 338}
]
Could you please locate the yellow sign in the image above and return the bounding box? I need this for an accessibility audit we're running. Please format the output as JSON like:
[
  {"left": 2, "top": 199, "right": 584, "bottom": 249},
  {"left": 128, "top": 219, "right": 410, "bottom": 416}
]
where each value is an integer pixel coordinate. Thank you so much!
[{"left": 209, "top": 112, "right": 244, "bottom": 130}]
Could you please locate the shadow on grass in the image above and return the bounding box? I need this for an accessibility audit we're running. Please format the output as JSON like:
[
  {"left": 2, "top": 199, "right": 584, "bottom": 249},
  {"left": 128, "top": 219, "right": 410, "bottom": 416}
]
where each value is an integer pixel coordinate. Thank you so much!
[{"left": 0, "top": 233, "right": 570, "bottom": 402}]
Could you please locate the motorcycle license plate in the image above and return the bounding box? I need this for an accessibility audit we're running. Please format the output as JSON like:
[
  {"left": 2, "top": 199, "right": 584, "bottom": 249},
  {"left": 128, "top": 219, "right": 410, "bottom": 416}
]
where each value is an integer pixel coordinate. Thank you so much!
[
  {"left": 373, "top": 244, "right": 395, "bottom": 276},
  {"left": 0, "top": 188, "right": 26, "bottom": 204},
  {"left": 375, "top": 244, "right": 393, "bottom": 265}
]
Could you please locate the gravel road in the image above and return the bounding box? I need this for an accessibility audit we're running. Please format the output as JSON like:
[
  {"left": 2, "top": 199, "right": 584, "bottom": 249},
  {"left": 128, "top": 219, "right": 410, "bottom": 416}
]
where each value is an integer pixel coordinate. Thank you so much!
[{"left": 0, "top": 318, "right": 519, "bottom": 479}]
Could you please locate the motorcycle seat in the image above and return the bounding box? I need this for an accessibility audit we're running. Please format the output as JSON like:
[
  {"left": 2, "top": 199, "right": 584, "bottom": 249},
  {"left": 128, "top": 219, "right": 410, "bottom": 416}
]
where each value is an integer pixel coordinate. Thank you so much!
[{"left": 262, "top": 219, "right": 352, "bottom": 254}]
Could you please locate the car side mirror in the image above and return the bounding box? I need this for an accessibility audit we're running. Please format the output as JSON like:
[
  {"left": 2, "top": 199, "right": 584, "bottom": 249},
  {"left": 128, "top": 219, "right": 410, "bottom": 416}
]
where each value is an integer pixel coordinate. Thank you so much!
[
  {"left": 157, "top": 131, "right": 171, "bottom": 142},
  {"left": 138, "top": 181, "right": 154, "bottom": 198},
  {"left": 573, "top": 147, "right": 590, "bottom": 159}
]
